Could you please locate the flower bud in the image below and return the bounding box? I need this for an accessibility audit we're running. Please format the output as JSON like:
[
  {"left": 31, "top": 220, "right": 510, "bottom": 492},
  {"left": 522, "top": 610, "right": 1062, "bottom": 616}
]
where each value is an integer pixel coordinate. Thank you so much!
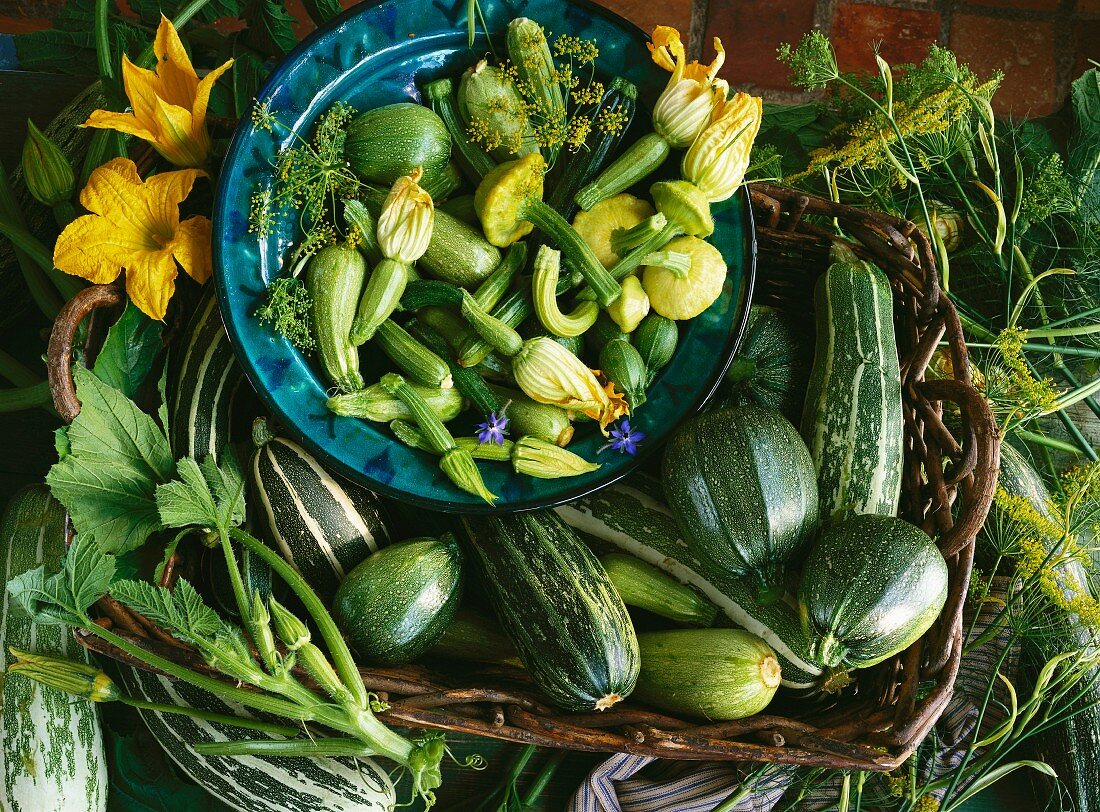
[
  {"left": 269, "top": 596, "right": 310, "bottom": 651},
  {"left": 649, "top": 28, "right": 727, "bottom": 148},
  {"left": 683, "top": 92, "right": 763, "bottom": 202},
  {"left": 22, "top": 120, "right": 75, "bottom": 206},
  {"left": 512, "top": 337, "right": 610, "bottom": 424},
  {"left": 7, "top": 648, "right": 119, "bottom": 702},
  {"left": 377, "top": 169, "right": 435, "bottom": 263},
  {"left": 297, "top": 641, "right": 354, "bottom": 704},
  {"left": 512, "top": 436, "right": 600, "bottom": 479}
]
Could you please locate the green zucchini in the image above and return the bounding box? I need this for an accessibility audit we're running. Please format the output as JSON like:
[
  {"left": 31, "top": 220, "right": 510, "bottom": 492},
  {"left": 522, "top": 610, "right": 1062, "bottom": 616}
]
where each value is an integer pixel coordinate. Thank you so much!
[
  {"left": 663, "top": 405, "right": 820, "bottom": 604},
  {"left": 799, "top": 514, "right": 948, "bottom": 669},
  {"left": 601, "top": 553, "right": 717, "bottom": 626},
  {"left": 351, "top": 258, "right": 407, "bottom": 345},
  {"left": 457, "top": 511, "right": 640, "bottom": 711},
  {"left": 584, "top": 311, "right": 629, "bottom": 357},
  {"left": 717, "top": 305, "right": 811, "bottom": 424},
  {"left": 801, "top": 243, "right": 904, "bottom": 521},
  {"left": 374, "top": 319, "right": 452, "bottom": 389},
  {"left": 1, "top": 486, "right": 107, "bottom": 812},
  {"left": 113, "top": 665, "right": 395, "bottom": 812},
  {"left": 633, "top": 313, "right": 678, "bottom": 384},
  {"left": 426, "top": 608, "right": 520, "bottom": 666},
  {"left": 406, "top": 320, "right": 502, "bottom": 416},
  {"left": 633, "top": 629, "right": 781, "bottom": 720},
  {"left": 168, "top": 290, "right": 244, "bottom": 462},
  {"left": 545, "top": 77, "right": 636, "bottom": 219},
  {"left": 423, "top": 77, "right": 495, "bottom": 181},
  {"left": 487, "top": 384, "right": 574, "bottom": 446},
  {"left": 458, "top": 59, "right": 538, "bottom": 162},
  {"left": 327, "top": 381, "right": 464, "bottom": 423},
  {"left": 307, "top": 244, "right": 366, "bottom": 392},
  {"left": 553, "top": 475, "right": 832, "bottom": 693},
  {"left": 249, "top": 418, "right": 389, "bottom": 603},
  {"left": 599, "top": 339, "right": 646, "bottom": 411},
  {"left": 344, "top": 103, "right": 451, "bottom": 185},
  {"left": 333, "top": 534, "right": 464, "bottom": 665}
]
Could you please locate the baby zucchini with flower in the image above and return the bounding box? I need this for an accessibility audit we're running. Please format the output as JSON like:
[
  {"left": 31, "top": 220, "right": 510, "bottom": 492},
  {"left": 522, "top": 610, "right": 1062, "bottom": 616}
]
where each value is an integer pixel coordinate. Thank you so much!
[
  {"left": 307, "top": 242, "right": 367, "bottom": 392},
  {"left": 575, "top": 27, "right": 727, "bottom": 210},
  {"left": 351, "top": 169, "right": 434, "bottom": 344}
]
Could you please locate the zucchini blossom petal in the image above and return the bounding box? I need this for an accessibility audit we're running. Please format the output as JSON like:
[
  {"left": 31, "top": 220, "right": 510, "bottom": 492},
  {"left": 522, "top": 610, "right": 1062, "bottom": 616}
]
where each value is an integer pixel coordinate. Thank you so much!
[
  {"left": 513, "top": 337, "right": 615, "bottom": 427},
  {"left": 683, "top": 92, "right": 763, "bottom": 202},
  {"left": 649, "top": 27, "right": 727, "bottom": 148},
  {"left": 377, "top": 168, "right": 435, "bottom": 264}
]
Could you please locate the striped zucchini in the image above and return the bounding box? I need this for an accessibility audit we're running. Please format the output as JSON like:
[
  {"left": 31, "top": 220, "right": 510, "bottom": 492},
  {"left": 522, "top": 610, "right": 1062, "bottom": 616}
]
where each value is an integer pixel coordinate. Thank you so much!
[
  {"left": 801, "top": 243, "right": 904, "bottom": 521},
  {"left": 250, "top": 418, "right": 389, "bottom": 602},
  {"left": 1, "top": 486, "right": 107, "bottom": 811},
  {"left": 113, "top": 665, "right": 395, "bottom": 812},
  {"left": 555, "top": 475, "right": 832, "bottom": 693},
  {"left": 169, "top": 290, "right": 244, "bottom": 462}
]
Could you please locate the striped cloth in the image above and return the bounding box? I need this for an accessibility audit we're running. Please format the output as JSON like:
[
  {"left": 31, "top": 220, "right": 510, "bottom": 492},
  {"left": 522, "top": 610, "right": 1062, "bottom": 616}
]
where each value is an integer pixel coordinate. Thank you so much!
[{"left": 569, "top": 580, "right": 1017, "bottom": 812}]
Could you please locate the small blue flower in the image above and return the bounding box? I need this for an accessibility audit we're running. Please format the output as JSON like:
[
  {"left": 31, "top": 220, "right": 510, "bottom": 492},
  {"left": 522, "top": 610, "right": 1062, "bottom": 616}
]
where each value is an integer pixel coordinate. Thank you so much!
[
  {"left": 476, "top": 412, "right": 509, "bottom": 446},
  {"left": 603, "top": 418, "right": 645, "bottom": 456}
]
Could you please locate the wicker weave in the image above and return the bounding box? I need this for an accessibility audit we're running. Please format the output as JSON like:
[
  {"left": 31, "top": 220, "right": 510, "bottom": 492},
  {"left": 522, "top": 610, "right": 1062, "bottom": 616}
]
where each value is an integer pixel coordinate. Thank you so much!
[{"left": 48, "top": 183, "right": 999, "bottom": 771}]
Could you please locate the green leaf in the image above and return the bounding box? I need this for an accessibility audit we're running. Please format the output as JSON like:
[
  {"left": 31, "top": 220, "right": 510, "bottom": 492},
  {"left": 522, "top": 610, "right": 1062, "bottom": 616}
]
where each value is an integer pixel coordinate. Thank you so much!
[
  {"left": 14, "top": 0, "right": 146, "bottom": 75},
  {"left": 200, "top": 448, "right": 246, "bottom": 528},
  {"left": 155, "top": 458, "right": 219, "bottom": 531},
  {"left": 110, "top": 577, "right": 225, "bottom": 643},
  {"left": 1069, "top": 67, "right": 1100, "bottom": 220},
  {"left": 46, "top": 366, "right": 174, "bottom": 553},
  {"left": 299, "top": 0, "right": 342, "bottom": 26},
  {"left": 6, "top": 533, "right": 115, "bottom": 625},
  {"left": 125, "top": 0, "right": 246, "bottom": 26},
  {"left": 93, "top": 302, "right": 164, "bottom": 399},
  {"left": 242, "top": 0, "right": 298, "bottom": 58},
  {"left": 232, "top": 45, "right": 270, "bottom": 119}
]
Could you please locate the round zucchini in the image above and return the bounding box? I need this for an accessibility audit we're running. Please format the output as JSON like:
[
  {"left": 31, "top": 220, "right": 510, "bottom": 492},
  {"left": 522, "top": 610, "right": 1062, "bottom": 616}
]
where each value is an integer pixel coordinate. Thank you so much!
[
  {"left": 344, "top": 103, "right": 451, "bottom": 185},
  {"left": 798, "top": 514, "right": 949, "bottom": 669},
  {"left": 717, "top": 305, "right": 811, "bottom": 424},
  {"left": 633, "top": 629, "right": 781, "bottom": 720},
  {"left": 333, "top": 534, "right": 464, "bottom": 665},
  {"left": 662, "top": 405, "right": 820, "bottom": 604}
]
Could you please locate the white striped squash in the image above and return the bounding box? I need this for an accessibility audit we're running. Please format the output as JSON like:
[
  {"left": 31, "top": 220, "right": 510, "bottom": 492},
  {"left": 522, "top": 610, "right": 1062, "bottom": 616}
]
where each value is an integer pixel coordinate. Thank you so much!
[
  {"left": 250, "top": 418, "right": 389, "bottom": 602},
  {"left": 1, "top": 485, "right": 107, "bottom": 811},
  {"left": 115, "top": 665, "right": 395, "bottom": 812},
  {"left": 800, "top": 244, "right": 904, "bottom": 521}
]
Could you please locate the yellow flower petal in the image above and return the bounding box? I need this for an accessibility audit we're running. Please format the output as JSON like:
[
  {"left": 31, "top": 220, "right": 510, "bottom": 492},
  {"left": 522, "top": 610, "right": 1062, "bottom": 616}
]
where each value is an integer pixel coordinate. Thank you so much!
[
  {"left": 82, "top": 109, "right": 159, "bottom": 144},
  {"left": 125, "top": 247, "right": 179, "bottom": 321},
  {"left": 193, "top": 58, "right": 234, "bottom": 131},
  {"left": 54, "top": 214, "right": 129, "bottom": 285},
  {"left": 78, "top": 158, "right": 155, "bottom": 235},
  {"left": 153, "top": 15, "right": 199, "bottom": 109},
  {"left": 171, "top": 216, "right": 212, "bottom": 283},
  {"left": 119, "top": 54, "right": 163, "bottom": 127},
  {"left": 151, "top": 96, "right": 207, "bottom": 167}
]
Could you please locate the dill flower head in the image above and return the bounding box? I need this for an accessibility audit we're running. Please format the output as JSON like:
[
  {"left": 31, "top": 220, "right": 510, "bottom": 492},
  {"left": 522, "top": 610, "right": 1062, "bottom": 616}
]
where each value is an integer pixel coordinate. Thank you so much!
[
  {"left": 975, "top": 328, "right": 1060, "bottom": 429},
  {"left": 777, "top": 31, "right": 838, "bottom": 91}
]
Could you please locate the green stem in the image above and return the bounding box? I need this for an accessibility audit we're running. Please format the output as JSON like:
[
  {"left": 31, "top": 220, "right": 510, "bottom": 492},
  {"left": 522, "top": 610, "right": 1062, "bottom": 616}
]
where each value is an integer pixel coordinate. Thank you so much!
[
  {"left": 52, "top": 200, "right": 77, "bottom": 229},
  {"left": 120, "top": 696, "right": 302, "bottom": 737},
  {"left": 91, "top": 624, "right": 314, "bottom": 722},
  {"left": 94, "top": 0, "right": 113, "bottom": 79},
  {"left": 1054, "top": 363, "right": 1100, "bottom": 424},
  {"left": 194, "top": 738, "right": 374, "bottom": 758},
  {"left": 956, "top": 341, "right": 1100, "bottom": 360},
  {"left": 520, "top": 749, "right": 566, "bottom": 808},
  {"left": 522, "top": 198, "right": 621, "bottom": 306},
  {"left": 574, "top": 131, "right": 671, "bottom": 211},
  {"left": 1040, "top": 305, "right": 1100, "bottom": 330},
  {"left": 0, "top": 349, "right": 43, "bottom": 388},
  {"left": 609, "top": 221, "right": 683, "bottom": 281},
  {"left": 1023, "top": 322, "right": 1100, "bottom": 340},
  {"left": 228, "top": 528, "right": 368, "bottom": 709},
  {"left": 0, "top": 381, "right": 53, "bottom": 413},
  {"left": 136, "top": 0, "right": 215, "bottom": 67},
  {"left": 1015, "top": 428, "right": 1085, "bottom": 456},
  {"left": 0, "top": 160, "right": 62, "bottom": 319}
]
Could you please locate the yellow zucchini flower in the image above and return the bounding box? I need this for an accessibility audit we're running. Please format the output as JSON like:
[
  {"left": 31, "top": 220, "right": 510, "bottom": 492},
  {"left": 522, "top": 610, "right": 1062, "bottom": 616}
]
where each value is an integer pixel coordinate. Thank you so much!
[
  {"left": 513, "top": 337, "right": 624, "bottom": 428},
  {"left": 683, "top": 92, "right": 763, "bottom": 202},
  {"left": 84, "top": 16, "right": 233, "bottom": 168},
  {"left": 54, "top": 158, "right": 211, "bottom": 321},
  {"left": 649, "top": 26, "right": 727, "bottom": 148},
  {"left": 377, "top": 168, "right": 435, "bottom": 263}
]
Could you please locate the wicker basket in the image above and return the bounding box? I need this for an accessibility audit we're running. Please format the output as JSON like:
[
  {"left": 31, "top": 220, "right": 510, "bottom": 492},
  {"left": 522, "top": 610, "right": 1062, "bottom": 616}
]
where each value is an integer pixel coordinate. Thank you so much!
[{"left": 47, "top": 182, "right": 999, "bottom": 771}]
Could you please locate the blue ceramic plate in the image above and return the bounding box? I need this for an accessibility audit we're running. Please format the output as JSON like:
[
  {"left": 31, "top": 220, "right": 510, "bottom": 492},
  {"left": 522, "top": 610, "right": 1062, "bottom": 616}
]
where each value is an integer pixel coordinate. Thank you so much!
[{"left": 213, "top": 0, "right": 755, "bottom": 513}]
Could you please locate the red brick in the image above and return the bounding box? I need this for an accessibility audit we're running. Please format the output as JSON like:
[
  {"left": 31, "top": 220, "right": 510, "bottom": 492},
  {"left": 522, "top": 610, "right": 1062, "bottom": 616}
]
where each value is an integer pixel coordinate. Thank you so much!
[
  {"left": 950, "top": 14, "right": 1056, "bottom": 116},
  {"left": 0, "top": 0, "right": 64, "bottom": 33},
  {"left": 1077, "top": 0, "right": 1100, "bottom": 14},
  {"left": 705, "top": 0, "right": 817, "bottom": 91},
  {"left": 599, "top": 0, "right": 693, "bottom": 39},
  {"left": 832, "top": 3, "right": 941, "bottom": 74},
  {"left": 964, "top": 0, "right": 1060, "bottom": 11}
]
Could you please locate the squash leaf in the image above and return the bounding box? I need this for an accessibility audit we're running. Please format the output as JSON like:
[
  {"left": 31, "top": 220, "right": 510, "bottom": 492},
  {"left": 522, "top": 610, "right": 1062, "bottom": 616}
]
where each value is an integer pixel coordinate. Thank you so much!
[
  {"left": 7, "top": 533, "right": 116, "bottom": 625},
  {"left": 46, "top": 365, "right": 174, "bottom": 553},
  {"left": 13, "top": 0, "right": 146, "bottom": 75},
  {"left": 1069, "top": 67, "right": 1100, "bottom": 222},
  {"left": 110, "top": 578, "right": 227, "bottom": 643},
  {"left": 93, "top": 301, "right": 164, "bottom": 399},
  {"left": 155, "top": 452, "right": 245, "bottom": 534},
  {"left": 242, "top": 0, "right": 299, "bottom": 58}
]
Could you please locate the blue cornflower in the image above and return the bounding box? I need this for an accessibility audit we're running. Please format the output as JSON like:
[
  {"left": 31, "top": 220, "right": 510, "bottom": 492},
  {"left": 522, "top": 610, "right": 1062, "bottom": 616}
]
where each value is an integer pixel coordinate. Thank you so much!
[
  {"left": 476, "top": 412, "right": 509, "bottom": 446},
  {"left": 603, "top": 418, "right": 645, "bottom": 456}
]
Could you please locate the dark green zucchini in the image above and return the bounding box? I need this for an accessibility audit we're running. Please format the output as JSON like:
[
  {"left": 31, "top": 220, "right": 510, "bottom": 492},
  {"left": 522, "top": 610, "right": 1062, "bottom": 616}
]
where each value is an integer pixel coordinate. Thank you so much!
[
  {"left": 798, "top": 514, "right": 948, "bottom": 669},
  {"left": 333, "top": 534, "right": 464, "bottom": 665},
  {"left": 425, "top": 608, "right": 520, "bottom": 666},
  {"left": 456, "top": 510, "right": 640, "bottom": 711},
  {"left": 716, "top": 305, "right": 811, "bottom": 423},
  {"left": 662, "top": 405, "right": 820, "bottom": 604},
  {"left": 249, "top": 418, "right": 389, "bottom": 603}
]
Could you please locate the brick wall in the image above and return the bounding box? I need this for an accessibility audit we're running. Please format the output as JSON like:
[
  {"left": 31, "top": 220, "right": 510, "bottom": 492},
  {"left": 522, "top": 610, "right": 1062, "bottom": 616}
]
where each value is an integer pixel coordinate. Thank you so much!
[{"left": 1, "top": 0, "right": 1096, "bottom": 115}]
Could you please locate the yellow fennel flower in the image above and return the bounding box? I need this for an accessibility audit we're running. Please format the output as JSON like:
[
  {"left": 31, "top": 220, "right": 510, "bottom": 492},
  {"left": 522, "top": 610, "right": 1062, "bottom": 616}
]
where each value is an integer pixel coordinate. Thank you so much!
[
  {"left": 84, "top": 16, "right": 233, "bottom": 168},
  {"left": 683, "top": 91, "right": 763, "bottom": 202},
  {"left": 648, "top": 26, "right": 727, "bottom": 148},
  {"left": 54, "top": 158, "right": 211, "bottom": 321}
]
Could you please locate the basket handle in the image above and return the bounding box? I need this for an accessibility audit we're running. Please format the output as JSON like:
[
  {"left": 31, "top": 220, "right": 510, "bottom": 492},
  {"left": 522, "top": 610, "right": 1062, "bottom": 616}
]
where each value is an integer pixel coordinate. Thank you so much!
[{"left": 46, "top": 284, "right": 125, "bottom": 423}]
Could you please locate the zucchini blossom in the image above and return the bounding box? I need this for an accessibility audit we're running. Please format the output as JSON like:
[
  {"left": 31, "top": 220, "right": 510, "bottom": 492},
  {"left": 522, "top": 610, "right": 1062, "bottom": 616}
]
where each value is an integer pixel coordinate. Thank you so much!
[
  {"left": 683, "top": 92, "right": 763, "bottom": 202},
  {"left": 512, "top": 336, "right": 626, "bottom": 429},
  {"left": 377, "top": 168, "right": 434, "bottom": 264},
  {"left": 650, "top": 27, "right": 728, "bottom": 148}
]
